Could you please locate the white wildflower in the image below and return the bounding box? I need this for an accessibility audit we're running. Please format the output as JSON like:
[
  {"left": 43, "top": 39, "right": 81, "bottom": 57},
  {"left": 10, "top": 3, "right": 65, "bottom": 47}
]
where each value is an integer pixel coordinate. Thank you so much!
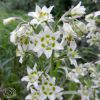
[
  {"left": 39, "top": 75, "right": 63, "bottom": 100},
  {"left": 62, "top": 23, "right": 76, "bottom": 45},
  {"left": 69, "top": 2, "right": 86, "bottom": 18},
  {"left": 32, "top": 26, "right": 63, "bottom": 58},
  {"left": 87, "top": 32, "right": 100, "bottom": 46},
  {"left": 85, "top": 11, "right": 100, "bottom": 22},
  {"left": 21, "top": 64, "right": 42, "bottom": 90},
  {"left": 78, "top": 85, "right": 93, "bottom": 100},
  {"left": 28, "top": 5, "right": 54, "bottom": 25},
  {"left": 67, "top": 41, "right": 80, "bottom": 67},
  {"left": 3, "top": 17, "right": 21, "bottom": 25},
  {"left": 73, "top": 20, "right": 88, "bottom": 38}
]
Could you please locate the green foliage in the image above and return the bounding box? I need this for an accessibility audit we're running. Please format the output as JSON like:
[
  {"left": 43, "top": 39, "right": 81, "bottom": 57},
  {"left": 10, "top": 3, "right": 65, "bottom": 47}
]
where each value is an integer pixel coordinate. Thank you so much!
[
  {"left": 0, "top": 9, "right": 28, "bottom": 99},
  {"left": 0, "top": 0, "right": 99, "bottom": 99}
]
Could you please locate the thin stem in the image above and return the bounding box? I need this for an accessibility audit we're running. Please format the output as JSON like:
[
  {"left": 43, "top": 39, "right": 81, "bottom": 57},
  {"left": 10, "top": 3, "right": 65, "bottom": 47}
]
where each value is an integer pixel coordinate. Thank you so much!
[
  {"left": 29, "top": 23, "right": 37, "bottom": 33},
  {"left": 45, "top": 21, "right": 54, "bottom": 32},
  {"left": 93, "top": 89, "right": 95, "bottom": 100},
  {"left": 54, "top": 20, "right": 60, "bottom": 31},
  {"left": 69, "top": 94, "right": 75, "bottom": 100},
  {"left": 50, "top": 50, "right": 54, "bottom": 76},
  {"left": 62, "top": 91, "right": 79, "bottom": 95}
]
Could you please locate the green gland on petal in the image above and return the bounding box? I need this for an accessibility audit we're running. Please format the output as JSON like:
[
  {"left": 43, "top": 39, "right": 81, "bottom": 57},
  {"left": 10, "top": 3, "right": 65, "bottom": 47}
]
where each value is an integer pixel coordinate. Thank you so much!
[
  {"left": 46, "top": 34, "right": 50, "bottom": 38},
  {"left": 51, "top": 36, "right": 55, "bottom": 41},
  {"left": 41, "top": 43, "right": 46, "bottom": 48},
  {"left": 52, "top": 43, "right": 55, "bottom": 47},
  {"left": 41, "top": 37, "right": 45, "bottom": 42}
]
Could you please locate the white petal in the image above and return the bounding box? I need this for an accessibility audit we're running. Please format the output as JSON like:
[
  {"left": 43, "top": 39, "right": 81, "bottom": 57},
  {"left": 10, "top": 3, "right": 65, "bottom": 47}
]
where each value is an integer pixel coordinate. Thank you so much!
[
  {"left": 48, "top": 6, "right": 54, "bottom": 13},
  {"left": 42, "top": 6, "right": 48, "bottom": 12},
  {"left": 70, "top": 58, "right": 78, "bottom": 67},
  {"left": 74, "top": 78, "right": 80, "bottom": 83},
  {"left": 21, "top": 76, "right": 29, "bottom": 82},
  {"left": 19, "top": 56, "right": 23, "bottom": 63},
  {"left": 55, "top": 86, "right": 63, "bottom": 92},
  {"left": 28, "top": 12, "right": 35, "bottom": 17},
  {"left": 55, "top": 43, "right": 64, "bottom": 50},
  {"left": 27, "top": 82, "right": 32, "bottom": 90},
  {"left": 27, "top": 67, "right": 33, "bottom": 74},
  {"left": 48, "top": 94, "right": 55, "bottom": 100},
  {"left": 30, "top": 88, "right": 36, "bottom": 93},
  {"left": 25, "top": 94, "right": 32, "bottom": 100},
  {"left": 30, "top": 19, "right": 39, "bottom": 25},
  {"left": 37, "top": 50, "right": 43, "bottom": 57},
  {"left": 70, "top": 41, "right": 77, "bottom": 50},
  {"left": 44, "top": 50, "right": 52, "bottom": 58},
  {"left": 60, "top": 67, "right": 68, "bottom": 75},
  {"left": 36, "top": 5, "right": 41, "bottom": 12},
  {"left": 33, "top": 63, "right": 37, "bottom": 71},
  {"left": 44, "top": 26, "right": 52, "bottom": 34}
]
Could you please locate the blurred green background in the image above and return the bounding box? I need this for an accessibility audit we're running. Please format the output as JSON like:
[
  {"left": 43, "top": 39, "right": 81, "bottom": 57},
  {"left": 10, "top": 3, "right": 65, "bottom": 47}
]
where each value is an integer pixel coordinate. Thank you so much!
[{"left": 0, "top": 0, "right": 99, "bottom": 99}]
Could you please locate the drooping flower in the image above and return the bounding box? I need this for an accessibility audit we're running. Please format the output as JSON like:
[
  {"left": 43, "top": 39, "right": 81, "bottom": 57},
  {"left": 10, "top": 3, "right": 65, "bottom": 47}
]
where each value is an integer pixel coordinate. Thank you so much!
[
  {"left": 60, "top": 2, "right": 86, "bottom": 21},
  {"left": 69, "top": 2, "right": 86, "bottom": 18},
  {"left": 72, "top": 20, "right": 88, "bottom": 38},
  {"left": 10, "top": 24, "right": 33, "bottom": 45},
  {"left": 21, "top": 64, "right": 42, "bottom": 90},
  {"left": 67, "top": 41, "right": 80, "bottom": 67},
  {"left": 87, "top": 32, "right": 100, "bottom": 46},
  {"left": 28, "top": 5, "right": 54, "bottom": 25},
  {"left": 3, "top": 17, "right": 21, "bottom": 25},
  {"left": 85, "top": 11, "right": 100, "bottom": 22},
  {"left": 63, "top": 23, "right": 77, "bottom": 39},
  {"left": 86, "top": 21, "right": 97, "bottom": 33},
  {"left": 62, "top": 23, "right": 77, "bottom": 46},
  {"left": 10, "top": 24, "right": 34, "bottom": 63}
]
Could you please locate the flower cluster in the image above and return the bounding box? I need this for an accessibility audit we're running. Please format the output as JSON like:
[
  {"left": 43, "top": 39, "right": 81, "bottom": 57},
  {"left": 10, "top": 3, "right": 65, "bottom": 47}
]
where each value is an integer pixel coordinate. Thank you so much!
[
  {"left": 4, "top": 1, "right": 100, "bottom": 100},
  {"left": 21, "top": 64, "right": 63, "bottom": 100}
]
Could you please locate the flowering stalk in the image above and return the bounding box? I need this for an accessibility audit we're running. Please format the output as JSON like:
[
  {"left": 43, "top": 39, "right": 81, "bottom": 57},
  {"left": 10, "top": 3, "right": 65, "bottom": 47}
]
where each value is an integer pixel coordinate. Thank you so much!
[{"left": 3, "top": 2, "right": 100, "bottom": 100}]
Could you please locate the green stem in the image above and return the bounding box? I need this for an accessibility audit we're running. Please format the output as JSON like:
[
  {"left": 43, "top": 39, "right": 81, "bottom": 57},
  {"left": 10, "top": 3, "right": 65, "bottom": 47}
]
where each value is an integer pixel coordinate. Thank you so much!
[
  {"left": 45, "top": 21, "right": 54, "bottom": 32},
  {"left": 93, "top": 89, "right": 95, "bottom": 100},
  {"left": 50, "top": 50, "right": 54, "bottom": 76},
  {"left": 54, "top": 20, "right": 60, "bottom": 31},
  {"left": 29, "top": 24, "right": 37, "bottom": 33}
]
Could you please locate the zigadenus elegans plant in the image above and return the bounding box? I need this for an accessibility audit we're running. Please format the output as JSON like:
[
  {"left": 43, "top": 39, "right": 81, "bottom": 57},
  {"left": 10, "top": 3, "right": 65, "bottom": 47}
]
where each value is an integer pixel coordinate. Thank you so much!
[{"left": 3, "top": 1, "right": 100, "bottom": 100}]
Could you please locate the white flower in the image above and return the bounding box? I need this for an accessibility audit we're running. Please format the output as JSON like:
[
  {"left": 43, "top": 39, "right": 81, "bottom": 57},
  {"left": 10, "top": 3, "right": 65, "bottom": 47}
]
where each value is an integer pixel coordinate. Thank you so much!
[
  {"left": 61, "top": 67, "right": 80, "bottom": 83},
  {"left": 61, "top": 64, "right": 88, "bottom": 83},
  {"left": 86, "top": 21, "right": 97, "bottom": 33},
  {"left": 69, "top": 2, "right": 86, "bottom": 18},
  {"left": 28, "top": 5, "right": 54, "bottom": 25},
  {"left": 92, "top": 78, "right": 100, "bottom": 88},
  {"left": 21, "top": 64, "right": 42, "bottom": 90},
  {"left": 62, "top": 23, "right": 76, "bottom": 45},
  {"left": 85, "top": 11, "right": 100, "bottom": 22},
  {"left": 78, "top": 85, "right": 93, "bottom": 100},
  {"left": 10, "top": 24, "right": 34, "bottom": 63},
  {"left": 87, "top": 32, "right": 100, "bottom": 46},
  {"left": 73, "top": 20, "right": 88, "bottom": 38},
  {"left": 63, "top": 23, "right": 76, "bottom": 38},
  {"left": 32, "top": 26, "right": 63, "bottom": 58},
  {"left": 67, "top": 41, "right": 80, "bottom": 67},
  {"left": 3, "top": 17, "right": 21, "bottom": 25},
  {"left": 25, "top": 88, "right": 41, "bottom": 100},
  {"left": 10, "top": 24, "right": 33, "bottom": 45},
  {"left": 16, "top": 45, "right": 25, "bottom": 63},
  {"left": 68, "top": 72, "right": 80, "bottom": 83},
  {"left": 72, "top": 64, "right": 88, "bottom": 76},
  {"left": 39, "top": 75, "right": 63, "bottom": 100}
]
